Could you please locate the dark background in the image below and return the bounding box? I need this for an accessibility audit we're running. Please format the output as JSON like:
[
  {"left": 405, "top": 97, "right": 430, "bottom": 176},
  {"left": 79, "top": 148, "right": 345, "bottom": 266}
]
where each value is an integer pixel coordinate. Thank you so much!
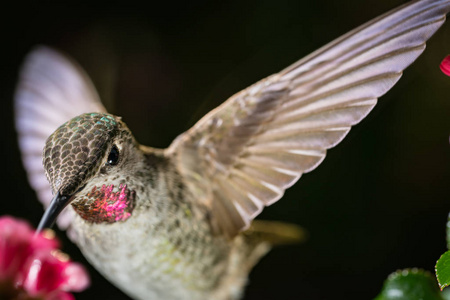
[{"left": 2, "top": 0, "right": 450, "bottom": 299}]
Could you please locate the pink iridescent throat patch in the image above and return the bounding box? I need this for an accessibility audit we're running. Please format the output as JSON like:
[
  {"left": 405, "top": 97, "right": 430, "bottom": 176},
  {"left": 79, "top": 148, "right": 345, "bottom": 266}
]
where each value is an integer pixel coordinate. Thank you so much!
[{"left": 72, "top": 184, "right": 136, "bottom": 224}]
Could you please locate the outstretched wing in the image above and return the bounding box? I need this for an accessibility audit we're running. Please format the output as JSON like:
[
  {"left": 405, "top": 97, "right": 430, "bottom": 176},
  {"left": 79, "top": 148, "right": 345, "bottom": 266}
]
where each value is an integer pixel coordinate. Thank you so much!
[
  {"left": 167, "top": 0, "right": 450, "bottom": 238},
  {"left": 15, "top": 46, "right": 107, "bottom": 230}
]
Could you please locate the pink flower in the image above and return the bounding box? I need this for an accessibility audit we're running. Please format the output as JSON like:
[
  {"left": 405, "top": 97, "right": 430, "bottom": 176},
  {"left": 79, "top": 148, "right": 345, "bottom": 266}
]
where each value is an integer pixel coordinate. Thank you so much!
[
  {"left": 0, "top": 216, "right": 89, "bottom": 300},
  {"left": 440, "top": 55, "right": 450, "bottom": 76}
]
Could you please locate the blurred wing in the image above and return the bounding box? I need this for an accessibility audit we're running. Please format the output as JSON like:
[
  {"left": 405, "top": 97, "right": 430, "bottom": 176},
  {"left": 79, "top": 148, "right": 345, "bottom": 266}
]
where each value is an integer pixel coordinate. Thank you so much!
[
  {"left": 15, "top": 46, "right": 107, "bottom": 230},
  {"left": 167, "top": 0, "right": 450, "bottom": 238}
]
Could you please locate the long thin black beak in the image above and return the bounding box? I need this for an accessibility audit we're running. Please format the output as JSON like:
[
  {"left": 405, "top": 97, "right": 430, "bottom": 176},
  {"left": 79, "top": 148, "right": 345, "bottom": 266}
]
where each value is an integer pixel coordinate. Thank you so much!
[{"left": 37, "top": 191, "right": 72, "bottom": 232}]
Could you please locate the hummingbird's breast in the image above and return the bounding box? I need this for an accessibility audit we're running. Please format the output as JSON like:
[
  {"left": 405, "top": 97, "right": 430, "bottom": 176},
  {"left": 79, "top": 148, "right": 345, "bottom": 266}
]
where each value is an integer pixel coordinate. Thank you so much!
[{"left": 72, "top": 209, "right": 230, "bottom": 299}]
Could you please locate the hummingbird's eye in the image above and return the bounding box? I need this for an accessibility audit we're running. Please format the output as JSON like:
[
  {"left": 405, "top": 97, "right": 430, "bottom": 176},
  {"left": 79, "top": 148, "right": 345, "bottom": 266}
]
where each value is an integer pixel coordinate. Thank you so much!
[{"left": 106, "top": 145, "right": 120, "bottom": 166}]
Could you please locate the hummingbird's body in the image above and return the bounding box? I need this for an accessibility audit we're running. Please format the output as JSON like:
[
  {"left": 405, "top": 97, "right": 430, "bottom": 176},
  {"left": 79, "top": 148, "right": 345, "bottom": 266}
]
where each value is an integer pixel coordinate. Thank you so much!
[
  {"left": 14, "top": 0, "right": 450, "bottom": 299},
  {"left": 71, "top": 195, "right": 265, "bottom": 300},
  {"left": 42, "top": 113, "right": 272, "bottom": 299},
  {"left": 69, "top": 146, "right": 264, "bottom": 300}
]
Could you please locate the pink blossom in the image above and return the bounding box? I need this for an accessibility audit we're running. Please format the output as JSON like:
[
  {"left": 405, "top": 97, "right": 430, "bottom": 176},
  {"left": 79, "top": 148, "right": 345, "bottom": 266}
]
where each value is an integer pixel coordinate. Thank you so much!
[
  {"left": 440, "top": 55, "right": 450, "bottom": 76},
  {"left": 0, "top": 216, "right": 89, "bottom": 300}
]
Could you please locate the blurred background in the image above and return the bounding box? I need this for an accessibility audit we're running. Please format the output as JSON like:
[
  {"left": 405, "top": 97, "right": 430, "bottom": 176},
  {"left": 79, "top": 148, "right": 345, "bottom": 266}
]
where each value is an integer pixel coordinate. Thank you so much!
[{"left": 1, "top": 0, "right": 450, "bottom": 299}]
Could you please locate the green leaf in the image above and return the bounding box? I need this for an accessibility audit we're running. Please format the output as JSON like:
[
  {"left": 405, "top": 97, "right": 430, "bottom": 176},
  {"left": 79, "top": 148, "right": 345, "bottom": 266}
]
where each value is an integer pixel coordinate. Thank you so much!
[
  {"left": 374, "top": 269, "right": 443, "bottom": 300},
  {"left": 436, "top": 251, "right": 450, "bottom": 290},
  {"left": 447, "top": 212, "right": 450, "bottom": 249}
]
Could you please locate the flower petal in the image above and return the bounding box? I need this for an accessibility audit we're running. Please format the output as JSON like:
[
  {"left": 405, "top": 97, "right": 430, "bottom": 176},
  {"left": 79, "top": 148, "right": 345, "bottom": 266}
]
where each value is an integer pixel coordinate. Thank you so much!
[
  {"left": 18, "top": 250, "right": 68, "bottom": 297},
  {"left": 0, "top": 216, "right": 89, "bottom": 299},
  {"left": 440, "top": 55, "right": 450, "bottom": 76},
  {"left": 61, "top": 263, "right": 90, "bottom": 292},
  {"left": 46, "top": 291, "right": 76, "bottom": 300},
  {"left": 31, "top": 230, "right": 60, "bottom": 251},
  {"left": 18, "top": 249, "right": 90, "bottom": 297},
  {"left": 0, "top": 216, "right": 34, "bottom": 280},
  {"left": 0, "top": 216, "right": 59, "bottom": 283}
]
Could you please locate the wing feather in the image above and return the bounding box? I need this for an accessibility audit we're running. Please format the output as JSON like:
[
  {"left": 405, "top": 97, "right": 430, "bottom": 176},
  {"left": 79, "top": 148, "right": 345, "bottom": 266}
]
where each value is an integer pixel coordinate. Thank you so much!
[
  {"left": 15, "top": 46, "right": 107, "bottom": 231},
  {"left": 167, "top": 0, "right": 450, "bottom": 238}
]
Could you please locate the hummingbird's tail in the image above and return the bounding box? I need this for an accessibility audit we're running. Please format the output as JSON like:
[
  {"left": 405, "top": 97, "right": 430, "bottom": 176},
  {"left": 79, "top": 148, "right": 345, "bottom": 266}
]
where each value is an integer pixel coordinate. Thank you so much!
[
  {"left": 236, "top": 220, "right": 307, "bottom": 275},
  {"left": 212, "top": 221, "right": 306, "bottom": 299},
  {"left": 242, "top": 220, "right": 307, "bottom": 247}
]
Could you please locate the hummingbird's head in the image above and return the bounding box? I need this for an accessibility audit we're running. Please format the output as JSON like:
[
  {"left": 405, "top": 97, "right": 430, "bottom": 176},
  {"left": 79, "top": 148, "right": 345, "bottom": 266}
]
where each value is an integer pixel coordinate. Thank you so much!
[{"left": 38, "top": 112, "right": 138, "bottom": 231}]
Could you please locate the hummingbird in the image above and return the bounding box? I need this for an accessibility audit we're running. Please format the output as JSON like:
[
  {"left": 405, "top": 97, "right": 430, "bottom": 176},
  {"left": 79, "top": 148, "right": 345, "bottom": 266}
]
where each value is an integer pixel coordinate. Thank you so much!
[{"left": 14, "top": 0, "right": 450, "bottom": 299}]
